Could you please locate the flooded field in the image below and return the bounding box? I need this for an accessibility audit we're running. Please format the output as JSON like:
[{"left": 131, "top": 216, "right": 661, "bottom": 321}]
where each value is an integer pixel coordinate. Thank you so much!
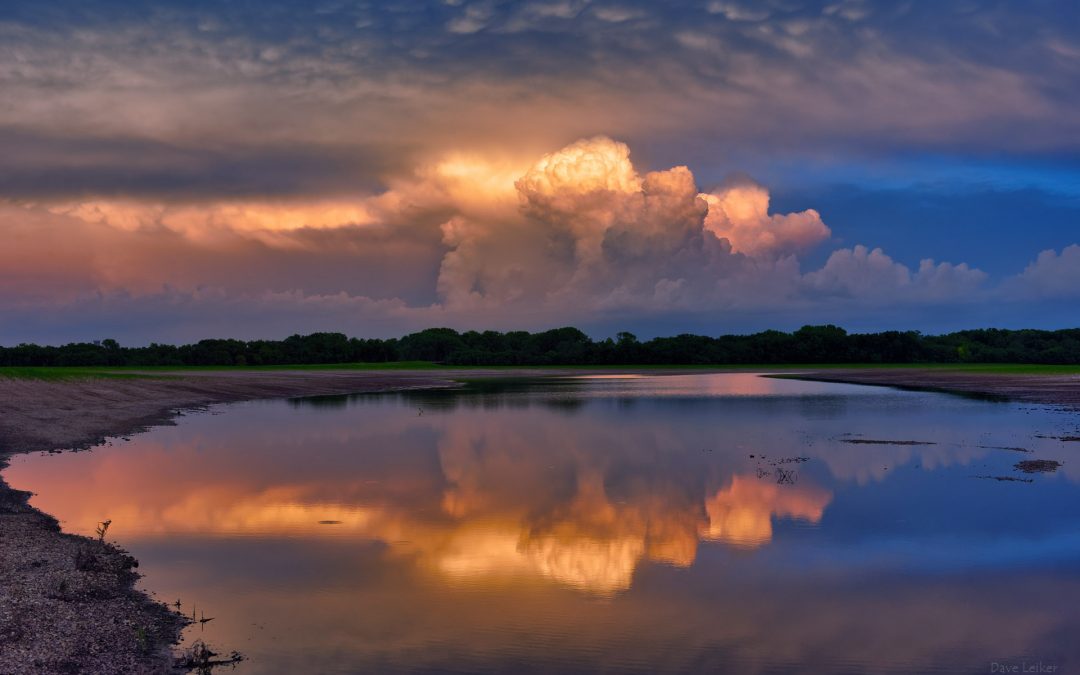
[{"left": 7, "top": 373, "right": 1080, "bottom": 674}]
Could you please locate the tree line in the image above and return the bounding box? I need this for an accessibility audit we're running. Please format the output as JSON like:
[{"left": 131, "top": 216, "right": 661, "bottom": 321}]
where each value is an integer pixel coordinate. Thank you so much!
[{"left": 2, "top": 325, "right": 1079, "bottom": 367}]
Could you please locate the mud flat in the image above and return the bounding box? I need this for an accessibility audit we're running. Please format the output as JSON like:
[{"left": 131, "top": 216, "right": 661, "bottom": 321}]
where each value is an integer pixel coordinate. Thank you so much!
[{"left": 786, "top": 368, "right": 1080, "bottom": 410}]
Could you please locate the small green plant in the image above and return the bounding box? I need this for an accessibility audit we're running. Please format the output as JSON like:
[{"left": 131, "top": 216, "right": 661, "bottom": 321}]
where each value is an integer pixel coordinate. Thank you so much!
[
  {"left": 95, "top": 519, "right": 112, "bottom": 541},
  {"left": 134, "top": 626, "right": 149, "bottom": 654}
]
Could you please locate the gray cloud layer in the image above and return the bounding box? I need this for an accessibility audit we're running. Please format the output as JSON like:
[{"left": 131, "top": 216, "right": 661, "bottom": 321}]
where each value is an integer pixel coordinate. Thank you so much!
[
  {"left": 1, "top": 1, "right": 1078, "bottom": 341},
  {"left": 3, "top": 0, "right": 1080, "bottom": 202}
]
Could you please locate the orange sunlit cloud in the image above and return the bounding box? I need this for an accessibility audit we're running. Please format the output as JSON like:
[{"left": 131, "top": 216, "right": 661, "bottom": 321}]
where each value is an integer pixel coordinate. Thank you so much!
[
  {"left": 8, "top": 129, "right": 1052, "bottom": 343},
  {"left": 4, "top": 138, "right": 832, "bottom": 303}
]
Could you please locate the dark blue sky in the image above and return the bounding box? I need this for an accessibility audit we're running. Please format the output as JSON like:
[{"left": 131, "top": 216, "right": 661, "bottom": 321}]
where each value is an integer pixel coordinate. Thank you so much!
[{"left": 775, "top": 184, "right": 1080, "bottom": 275}]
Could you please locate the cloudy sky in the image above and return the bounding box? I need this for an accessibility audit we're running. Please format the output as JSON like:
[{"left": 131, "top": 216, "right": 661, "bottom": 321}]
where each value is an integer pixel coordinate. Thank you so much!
[{"left": 2, "top": 0, "right": 1078, "bottom": 344}]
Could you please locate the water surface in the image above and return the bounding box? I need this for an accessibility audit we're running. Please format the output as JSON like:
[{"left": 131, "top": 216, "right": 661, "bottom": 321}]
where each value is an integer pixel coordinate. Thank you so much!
[{"left": 8, "top": 374, "right": 1080, "bottom": 674}]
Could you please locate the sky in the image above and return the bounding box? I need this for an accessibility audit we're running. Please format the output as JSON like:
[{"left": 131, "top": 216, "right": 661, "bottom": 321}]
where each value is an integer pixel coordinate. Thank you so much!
[{"left": 1, "top": 0, "right": 1079, "bottom": 344}]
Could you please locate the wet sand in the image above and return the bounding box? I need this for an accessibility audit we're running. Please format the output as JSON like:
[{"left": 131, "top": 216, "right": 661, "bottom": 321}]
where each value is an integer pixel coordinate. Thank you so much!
[{"left": 1, "top": 366, "right": 1078, "bottom": 673}]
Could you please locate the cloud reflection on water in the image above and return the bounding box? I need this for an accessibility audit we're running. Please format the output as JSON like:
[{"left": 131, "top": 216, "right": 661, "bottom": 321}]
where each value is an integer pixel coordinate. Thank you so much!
[{"left": 6, "top": 374, "right": 1080, "bottom": 673}]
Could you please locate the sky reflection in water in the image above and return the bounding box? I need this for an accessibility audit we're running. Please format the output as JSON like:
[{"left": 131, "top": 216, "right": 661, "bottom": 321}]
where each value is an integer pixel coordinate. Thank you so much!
[{"left": 7, "top": 374, "right": 1080, "bottom": 674}]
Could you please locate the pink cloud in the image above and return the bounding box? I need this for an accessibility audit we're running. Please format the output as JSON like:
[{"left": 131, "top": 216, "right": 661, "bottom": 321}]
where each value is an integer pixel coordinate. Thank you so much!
[
  {"left": 1007, "top": 244, "right": 1080, "bottom": 298},
  {"left": 0, "top": 137, "right": 1034, "bottom": 343}
]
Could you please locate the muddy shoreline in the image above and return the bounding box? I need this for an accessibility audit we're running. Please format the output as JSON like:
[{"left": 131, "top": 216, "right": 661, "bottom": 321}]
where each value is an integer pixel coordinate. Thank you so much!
[
  {"left": 785, "top": 368, "right": 1080, "bottom": 410},
  {"left": 2, "top": 366, "right": 1078, "bottom": 673}
]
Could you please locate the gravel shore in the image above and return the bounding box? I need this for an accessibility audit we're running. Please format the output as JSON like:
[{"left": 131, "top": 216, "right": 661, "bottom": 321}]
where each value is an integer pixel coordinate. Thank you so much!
[{"left": 1, "top": 367, "right": 1077, "bottom": 673}]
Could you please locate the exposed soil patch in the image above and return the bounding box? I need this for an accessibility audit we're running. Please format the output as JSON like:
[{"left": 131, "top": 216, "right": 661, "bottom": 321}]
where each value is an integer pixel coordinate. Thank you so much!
[
  {"left": 1014, "top": 459, "right": 1063, "bottom": 474},
  {"left": 0, "top": 483, "right": 187, "bottom": 673}
]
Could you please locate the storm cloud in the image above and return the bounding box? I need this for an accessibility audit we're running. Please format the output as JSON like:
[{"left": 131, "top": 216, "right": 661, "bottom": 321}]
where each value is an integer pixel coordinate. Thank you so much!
[
  {"left": 1, "top": 1, "right": 1078, "bottom": 342},
  {"left": 6, "top": 134, "right": 1071, "bottom": 344}
]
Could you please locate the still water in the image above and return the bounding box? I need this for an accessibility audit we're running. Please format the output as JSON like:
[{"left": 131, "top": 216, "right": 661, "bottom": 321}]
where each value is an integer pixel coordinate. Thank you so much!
[{"left": 7, "top": 373, "right": 1080, "bottom": 674}]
